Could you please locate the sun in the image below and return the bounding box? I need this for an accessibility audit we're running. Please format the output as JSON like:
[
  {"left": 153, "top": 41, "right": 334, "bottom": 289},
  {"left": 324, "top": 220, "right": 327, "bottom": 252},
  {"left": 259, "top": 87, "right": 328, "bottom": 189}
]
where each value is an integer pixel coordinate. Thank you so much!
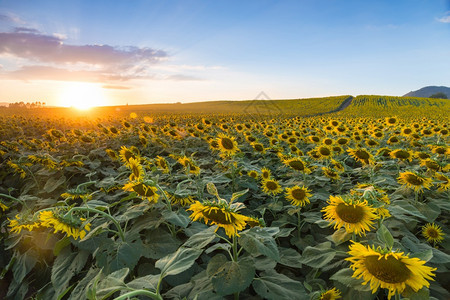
[{"left": 59, "top": 82, "right": 108, "bottom": 110}]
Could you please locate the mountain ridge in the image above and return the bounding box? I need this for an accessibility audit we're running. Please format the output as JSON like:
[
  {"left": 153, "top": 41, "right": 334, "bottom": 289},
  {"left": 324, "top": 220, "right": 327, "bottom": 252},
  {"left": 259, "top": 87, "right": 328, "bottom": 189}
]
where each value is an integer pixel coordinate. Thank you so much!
[{"left": 403, "top": 86, "right": 450, "bottom": 98}]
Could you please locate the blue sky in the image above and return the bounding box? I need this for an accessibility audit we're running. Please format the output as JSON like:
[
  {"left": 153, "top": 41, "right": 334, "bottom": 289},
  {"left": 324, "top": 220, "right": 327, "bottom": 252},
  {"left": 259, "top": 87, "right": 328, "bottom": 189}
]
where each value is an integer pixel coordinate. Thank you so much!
[{"left": 0, "top": 0, "right": 449, "bottom": 106}]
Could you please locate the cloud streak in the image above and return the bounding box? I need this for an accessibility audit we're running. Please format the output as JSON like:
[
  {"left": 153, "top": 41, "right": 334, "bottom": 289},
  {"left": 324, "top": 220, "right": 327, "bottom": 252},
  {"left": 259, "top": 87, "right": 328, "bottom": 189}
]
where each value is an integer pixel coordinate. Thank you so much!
[{"left": 0, "top": 30, "right": 167, "bottom": 66}]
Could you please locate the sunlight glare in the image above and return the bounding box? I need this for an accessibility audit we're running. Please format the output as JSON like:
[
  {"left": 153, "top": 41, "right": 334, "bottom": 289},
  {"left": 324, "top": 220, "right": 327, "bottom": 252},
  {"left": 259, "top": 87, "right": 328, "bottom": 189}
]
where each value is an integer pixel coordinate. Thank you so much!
[{"left": 59, "top": 82, "right": 108, "bottom": 110}]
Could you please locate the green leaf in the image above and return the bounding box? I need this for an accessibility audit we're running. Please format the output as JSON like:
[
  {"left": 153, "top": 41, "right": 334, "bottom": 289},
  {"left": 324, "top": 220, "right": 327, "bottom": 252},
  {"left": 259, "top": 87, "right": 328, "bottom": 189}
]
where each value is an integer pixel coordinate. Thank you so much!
[
  {"left": 51, "top": 248, "right": 89, "bottom": 296},
  {"left": 330, "top": 268, "right": 371, "bottom": 291},
  {"left": 230, "top": 189, "right": 248, "bottom": 202},
  {"left": 330, "top": 227, "right": 352, "bottom": 245},
  {"left": 183, "top": 226, "right": 218, "bottom": 249},
  {"left": 95, "top": 268, "right": 129, "bottom": 299},
  {"left": 125, "top": 274, "right": 159, "bottom": 291},
  {"left": 207, "top": 255, "right": 255, "bottom": 296},
  {"left": 156, "top": 247, "right": 202, "bottom": 278},
  {"left": 108, "top": 239, "right": 143, "bottom": 272},
  {"left": 278, "top": 248, "right": 302, "bottom": 268},
  {"left": 44, "top": 175, "right": 66, "bottom": 193},
  {"left": 300, "top": 242, "right": 336, "bottom": 268},
  {"left": 53, "top": 236, "right": 71, "bottom": 256},
  {"left": 12, "top": 250, "right": 37, "bottom": 284},
  {"left": 411, "top": 249, "right": 433, "bottom": 262},
  {"left": 252, "top": 269, "right": 306, "bottom": 300},
  {"left": 162, "top": 209, "right": 190, "bottom": 228},
  {"left": 68, "top": 268, "right": 100, "bottom": 300},
  {"left": 377, "top": 224, "right": 394, "bottom": 249},
  {"left": 142, "top": 228, "right": 181, "bottom": 259},
  {"left": 239, "top": 227, "right": 280, "bottom": 261}
]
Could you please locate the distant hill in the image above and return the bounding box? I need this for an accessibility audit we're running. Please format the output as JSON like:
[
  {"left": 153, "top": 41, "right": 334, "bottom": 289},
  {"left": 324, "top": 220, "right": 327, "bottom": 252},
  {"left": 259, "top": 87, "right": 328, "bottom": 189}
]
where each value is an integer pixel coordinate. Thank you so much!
[{"left": 403, "top": 86, "right": 450, "bottom": 98}]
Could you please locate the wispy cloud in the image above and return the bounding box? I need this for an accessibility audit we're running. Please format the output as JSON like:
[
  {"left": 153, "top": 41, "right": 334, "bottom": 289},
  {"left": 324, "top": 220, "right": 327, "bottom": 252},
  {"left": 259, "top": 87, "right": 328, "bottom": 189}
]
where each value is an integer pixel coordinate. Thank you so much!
[
  {"left": 437, "top": 11, "right": 450, "bottom": 23},
  {"left": 3, "top": 65, "right": 154, "bottom": 83},
  {"left": 0, "top": 30, "right": 167, "bottom": 66},
  {"left": 0, "top": 12, "right": 26, "bottom": 25},
  {"left": 0, "top": 14, "right": 212, "bottom": 85}
]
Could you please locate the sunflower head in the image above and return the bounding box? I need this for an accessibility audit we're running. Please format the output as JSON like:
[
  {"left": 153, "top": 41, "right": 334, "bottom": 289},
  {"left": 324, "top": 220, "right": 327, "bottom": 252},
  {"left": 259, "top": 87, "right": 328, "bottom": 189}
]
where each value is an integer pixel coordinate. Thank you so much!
[
  {"left": 260, "top": 167, "right": 272, "bottom": 180},
  {"left": 123, "top": 181, "right": 159, "bottom": 203},
  {"left": 283, "top": 157, "right": 311, "bottom": 173},
  {"left": 261, "top": 178, "right": 282, "bottom": 195},
  {"left": 322, "top": 167, "right": 340, "bottom": 180},
  {"left": 322, "top": 195, "right": 377, "bottom": 236},
  {"left": 422, "top": 223, "right": 444, "bottom": 244},
  {"left": 188, "top": 200, "right": 248, "bottom": 237},
  {"left": 319, "top": 287, "right": 341, "bottom": 300},
  {"left": 390, "top": 149, "right": 412, "bottom": 161},
  {"left": 398, "top": 171, "right": 432, "bottom": 193},
  {"left": 346, "top": 242, "right": 436, "bottom": 299},
  {"left": 285, "top": 186, "right": 311, "bottom": 206},
  {"left": 347, "top": 148, "right": 374, "bottom": 165},
  {"left": 216, "top": 134, "right": 239, "bottom": 156}
]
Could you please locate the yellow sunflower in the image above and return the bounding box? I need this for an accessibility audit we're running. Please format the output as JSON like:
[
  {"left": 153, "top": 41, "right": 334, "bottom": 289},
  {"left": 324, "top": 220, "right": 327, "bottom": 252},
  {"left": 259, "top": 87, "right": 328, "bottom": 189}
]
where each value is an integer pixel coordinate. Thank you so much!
[
  {"left": 285, "top": 186, "right": 311, "bottom": 206},
  {"left": 261, "top": 179, "right": 283, "bottom": 195},
  {"left": 346, "top": 242, "right": 436, "bottom": 300},
  {"left": 39, "top": 210, "right": 91, "bottom": 240},
  {"left": 188, "top": 201, "right": 247, "bottom": 237},
  {"left": 123, "top": 181, "right": 159, "bottom": 203},
  {"left": 397, "top": 171, "right": 432, "bottom": 193},
  {"left": 128, "top": 157, "right": 145, "bottom": 181},
  {"left": 251, "top": 142, "right": 266, "bottom": 154},
  {"left": 105, "top": 149, "right": 119, "bottom": 161},
  {"left": 319, "top": 288, "right": 341, "bottom": 300},
  {"left": 155, "top": 156, "right": 170, "bottom": 173},
  {"left": 282, "top": 157, "right": 311, "bottom": 174},
  {"left": 216, "top": 134, "right": 239, "bottom": 156},
  {"left": 244, "top": 216, "right": 265, "bottom": 228},
  {"left": 247, "top": 170, "right": 259, "bottom": 179},
  {"left": 322, "top": 167, "right": 340, "bottom": 180},
  {"left": 260, "top": 167, "right": 272, "bottom": 180},
  {"left": 8, "top": 214, "right": 41, "bottom": 234},
  {"left": 434, "top": 172, "right": 450, "bottom": 191},
  {"left": 347, "top": 148, "right": 374, "bottom": 165},
  {"left": 166, "top": 192, "right": 195, "bottom": 207},
  {"left": 119, "top": 146, "right": 139, "bottom": 167},
  {"left": 421, "top": 223, "right": 444, "bottom": 244},
  {"left": 389, "top": 149, "right": 413, "bottom": 162},
  {"left": 322, "top": 195, "right": 377, "bottom": 236},
  {"left": 315, "top": 145, "right": 333, "bottom": 160},
  {"left": 385, "top": 116, "right": 398, "bottom": 126},
  {"left": 177, "top": 156, "right": 201, "bottom": 175}
]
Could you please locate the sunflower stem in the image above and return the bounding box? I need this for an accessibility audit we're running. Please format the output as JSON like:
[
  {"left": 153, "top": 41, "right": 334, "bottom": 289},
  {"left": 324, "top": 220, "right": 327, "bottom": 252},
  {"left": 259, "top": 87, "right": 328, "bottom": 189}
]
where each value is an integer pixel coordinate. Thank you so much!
[
  {"left": 395, "top": 291, "right": 401, "bottom": 300},
  {"left": 0, "top": 193, "right": 26, "bottom": 207},
  {"left": 232, "top": 234, "right": 238, "bottom": 262},
  {"left": 66, "top": 207, "right": 125, "bottom": 242},
  {"left": 352, "top": 233, "right": 357, "bottom": 242}
]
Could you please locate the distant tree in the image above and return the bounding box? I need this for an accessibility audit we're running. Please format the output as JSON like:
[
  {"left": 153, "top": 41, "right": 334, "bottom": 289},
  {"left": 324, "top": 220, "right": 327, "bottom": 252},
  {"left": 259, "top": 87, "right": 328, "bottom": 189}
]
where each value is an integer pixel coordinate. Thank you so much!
[{"left": 429, "top": 92, "right": 448, "bottom": 99}]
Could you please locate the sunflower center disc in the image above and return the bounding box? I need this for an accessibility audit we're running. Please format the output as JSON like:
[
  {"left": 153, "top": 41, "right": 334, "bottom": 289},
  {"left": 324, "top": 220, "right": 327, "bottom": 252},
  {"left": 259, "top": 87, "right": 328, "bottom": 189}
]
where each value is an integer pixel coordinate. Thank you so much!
[
  {"left": 320, "top": 148, "right": 331, "bottom": 156},
  {"left": 335, "top": 203, "right": 364, "bottom": 223},
  {"left": 405, "top": 174, "right": 423, "bottom": 186},
  {"left": 292, "top": 189, "right": 306, "bottom": 200},
  {"left": 289, "top": 161, "right": 304, "bottom": 170},
  {"left": 204, "top": 207, "right": 233, "bottom": 224},
  {"left": 364, "top": 255, "right": 411, "bottom": 283},
  {"left": 221, "top": 138, "right": 234, "bottom": 150},
  {"left": 266, "top": 181, "right": 278, "bottom": 190},
  {"left": 355, "top": 150, "right": 370, "bottom": 159},
  {"left": 426, "top": 228, "right": 439, "bottom": 238}
]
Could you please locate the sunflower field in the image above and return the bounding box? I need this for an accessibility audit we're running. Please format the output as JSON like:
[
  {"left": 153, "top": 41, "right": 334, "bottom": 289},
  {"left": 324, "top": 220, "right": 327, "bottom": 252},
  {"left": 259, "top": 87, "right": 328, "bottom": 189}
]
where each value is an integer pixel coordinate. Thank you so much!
[{"left": 0, "top": 96, "right": 449, "bottom": 300}]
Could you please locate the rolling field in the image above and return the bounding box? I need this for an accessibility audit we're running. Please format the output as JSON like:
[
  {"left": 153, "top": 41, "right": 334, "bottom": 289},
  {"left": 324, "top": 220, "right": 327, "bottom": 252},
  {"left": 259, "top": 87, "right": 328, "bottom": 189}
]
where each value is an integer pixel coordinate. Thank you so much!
[{"left": 0, "top": 95, "right": 449, "bottom": 300}]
